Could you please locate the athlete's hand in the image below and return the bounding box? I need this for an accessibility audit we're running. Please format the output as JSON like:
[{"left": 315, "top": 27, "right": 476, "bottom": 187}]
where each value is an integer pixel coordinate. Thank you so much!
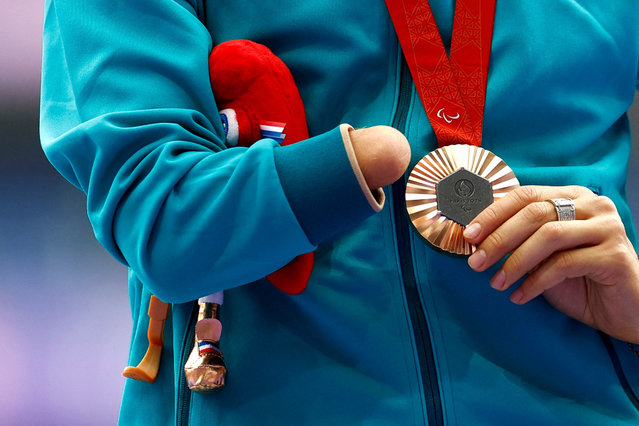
[{"left": 463, "top": 185, "right": 639, "bottom": 343}]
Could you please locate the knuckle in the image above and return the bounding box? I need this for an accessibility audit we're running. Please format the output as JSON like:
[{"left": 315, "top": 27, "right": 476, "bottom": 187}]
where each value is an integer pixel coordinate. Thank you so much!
[
  {"left": 593, "top": 195, "right": 618, "bottom": 215},
  {"left": 594, "top": 211, "right": 625, "bottom": 235},
  {"left": 610, "top": 241, "right": 630, "bottom": 259},
  {"left": 607, "top": 216, "right": 625, "bottom": 232},
  {"left": 540, "top": 221, "right": 564, "bottom": 243},
  {"left": 485, "top": 229, "right": 506, "bottom": 251},
  {"left": 478, "top": 203, "right": 500, "bottom": 223},
  {"left": 512, "top": 186, "right": 539, "bottom": 205},
  {"left": 504, "top": 250, "right": 525, "bottom": 273},
  {"left": 521, "top": 202, "right": 550, "bottom": 223},
  {"left": 474, "top": 203, "right": 499, "bottom": 229},
  {"left": 555, "top": 250, "right": 576, "bottom": 271},
  {"left": 568, "top": 185, "right": 594, "bottom": 198},
  {"left": 607, "top": 219, "right": 627, "bottom": 240}
]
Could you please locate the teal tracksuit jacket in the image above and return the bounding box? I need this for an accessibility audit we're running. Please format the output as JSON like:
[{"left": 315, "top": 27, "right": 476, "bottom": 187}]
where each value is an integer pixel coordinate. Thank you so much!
[{"left": 40, "top": 0, "right": 639, "bottom": 424}]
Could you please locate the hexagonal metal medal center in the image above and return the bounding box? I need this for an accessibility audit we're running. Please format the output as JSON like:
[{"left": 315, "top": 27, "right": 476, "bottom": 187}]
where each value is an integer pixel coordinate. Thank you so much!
[{"left": 436, "top": 168, "right": 493, "bottom": 226}]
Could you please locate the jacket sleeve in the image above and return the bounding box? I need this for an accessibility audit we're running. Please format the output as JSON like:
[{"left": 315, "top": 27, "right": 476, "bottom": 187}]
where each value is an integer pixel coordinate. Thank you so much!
[{"left": 40, "top": 0, "right": 382, "bottom": 303}]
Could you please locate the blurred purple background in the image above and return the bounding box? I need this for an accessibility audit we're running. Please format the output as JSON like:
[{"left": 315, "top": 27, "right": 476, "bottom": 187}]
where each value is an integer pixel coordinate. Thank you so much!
[
  {"left": 2, "top": 2, "right": 639, "bottom": 425},
  {"left": 3, "top": 2, "right": 137, "bottom": 425}
]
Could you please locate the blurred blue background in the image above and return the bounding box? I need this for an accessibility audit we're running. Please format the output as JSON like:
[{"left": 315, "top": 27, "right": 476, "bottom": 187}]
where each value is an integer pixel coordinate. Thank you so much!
[{"left": 1, "top": 2, "right": 639, "bottom": 425}]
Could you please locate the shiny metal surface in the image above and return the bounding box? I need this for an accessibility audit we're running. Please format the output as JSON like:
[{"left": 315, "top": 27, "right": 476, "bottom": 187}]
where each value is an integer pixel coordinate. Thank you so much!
[
  {"left": 184, "top": 302, "right": 227, "bottom": 392},
  {"left": 406, "top": 145, "right": 519, "bottom": 255}
]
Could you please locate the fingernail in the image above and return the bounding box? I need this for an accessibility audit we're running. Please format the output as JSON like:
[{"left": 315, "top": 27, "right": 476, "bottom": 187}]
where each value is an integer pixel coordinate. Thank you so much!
[
  {"left": 510, "top": 290, "right": 524, "bottom": 304},
  {"left": 468, "top": 249, "right": 486, "bottom": 270},
  {"left": 463, "top": 223, "right": 481, "bottom": 240},
  {"left": 490, "top": 270, "right": 506, "bottom": 290}
]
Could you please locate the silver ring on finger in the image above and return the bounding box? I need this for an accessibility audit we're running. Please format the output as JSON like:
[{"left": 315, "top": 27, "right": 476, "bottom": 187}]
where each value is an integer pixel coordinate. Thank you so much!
[{"left": 546, "top": 198, "right": 576, "bottom": 221}]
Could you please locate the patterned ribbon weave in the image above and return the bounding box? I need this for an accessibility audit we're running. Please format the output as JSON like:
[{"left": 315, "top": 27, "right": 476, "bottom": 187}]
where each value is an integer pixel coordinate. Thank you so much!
[{"left": 385, "top": 0, "right": 497, "bottom": 147}]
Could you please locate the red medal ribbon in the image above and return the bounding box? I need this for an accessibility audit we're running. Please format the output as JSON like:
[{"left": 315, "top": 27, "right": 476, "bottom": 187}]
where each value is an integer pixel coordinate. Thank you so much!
[{"left": 385, "top": 0, "right": 497, "bottom": 147}]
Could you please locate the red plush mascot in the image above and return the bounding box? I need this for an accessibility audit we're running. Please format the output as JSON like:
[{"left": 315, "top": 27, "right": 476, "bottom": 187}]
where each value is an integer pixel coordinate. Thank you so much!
[{"left": 122, "top": 40, "right": 314, "bottom": 393}]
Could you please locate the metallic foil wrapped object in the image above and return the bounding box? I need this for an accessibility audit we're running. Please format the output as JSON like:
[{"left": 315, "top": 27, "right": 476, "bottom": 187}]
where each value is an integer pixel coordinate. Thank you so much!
[
  {"left": 184, "top": 302, "right": 227, "bottom": 392},
  {"left": 406, "top": 145, "right": 519, "bottom": 255}
]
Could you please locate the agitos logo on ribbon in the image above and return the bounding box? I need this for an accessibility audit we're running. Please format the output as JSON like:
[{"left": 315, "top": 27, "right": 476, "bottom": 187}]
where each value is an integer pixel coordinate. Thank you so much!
[{"left": 437, "top": 107, "right": 461, "bottom": 124}]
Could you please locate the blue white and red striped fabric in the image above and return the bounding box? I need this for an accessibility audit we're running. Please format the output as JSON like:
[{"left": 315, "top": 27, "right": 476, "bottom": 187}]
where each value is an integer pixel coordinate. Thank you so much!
[
  {"left": 198, "top": 341, "right": 221, "bottom": 355},
  {"left": 260, "top": 121, "right": 286, "bottom": 143}
]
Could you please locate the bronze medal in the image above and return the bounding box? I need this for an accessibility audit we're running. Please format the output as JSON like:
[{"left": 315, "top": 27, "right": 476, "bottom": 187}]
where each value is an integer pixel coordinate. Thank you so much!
[{"left": 405, "top": 145, "right": 519, "bottom": 255}]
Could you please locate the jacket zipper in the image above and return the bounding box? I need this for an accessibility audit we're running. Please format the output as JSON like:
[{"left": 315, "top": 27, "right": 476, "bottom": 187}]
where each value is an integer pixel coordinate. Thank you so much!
[
  {"left": 599, "top": 332, "right": 639, "bottom": 411},
  {"left": 177, "top": 302, "right": 199, "bottom": 426},
  {"left": 391, "top": 54, "right": 445, "bottom": 426}
]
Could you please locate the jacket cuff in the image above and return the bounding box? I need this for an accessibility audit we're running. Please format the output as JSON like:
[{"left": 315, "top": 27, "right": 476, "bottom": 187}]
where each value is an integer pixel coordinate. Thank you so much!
[
  {"left": 273, "top": 124, "right": 385, "bottom": 245},
  {"left": 339, "top": 124, "right": 385, "bottom": 212}
]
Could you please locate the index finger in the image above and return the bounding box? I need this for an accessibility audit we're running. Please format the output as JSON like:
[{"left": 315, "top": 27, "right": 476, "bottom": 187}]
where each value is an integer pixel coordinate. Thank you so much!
[{"left": 462, "top": 185, "right": 591, "bottom": 244}]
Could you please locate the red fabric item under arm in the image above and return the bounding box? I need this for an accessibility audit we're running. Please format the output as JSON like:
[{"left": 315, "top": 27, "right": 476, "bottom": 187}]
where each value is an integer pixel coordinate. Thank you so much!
[{"left": 209, "top": 40, "right": 313, "bottom": 295}]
